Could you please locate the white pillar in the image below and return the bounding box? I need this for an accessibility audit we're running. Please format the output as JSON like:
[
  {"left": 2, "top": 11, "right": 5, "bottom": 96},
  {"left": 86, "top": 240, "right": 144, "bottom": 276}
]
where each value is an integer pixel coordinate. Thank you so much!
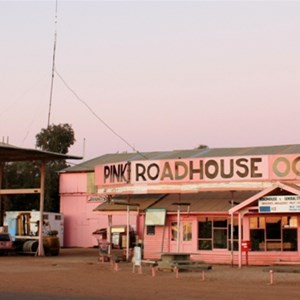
[
  {"left": 238, "top": 212, "right": 242, "bottom": 268},
  {"left": 177, "top": 205, "right": 180, "bottom": 253},
  {"left": 126, "top": 204, "right": 130, "bottom": 261},
  {"left": 230, "top": 211, "right": 234, "bottom": 266}
]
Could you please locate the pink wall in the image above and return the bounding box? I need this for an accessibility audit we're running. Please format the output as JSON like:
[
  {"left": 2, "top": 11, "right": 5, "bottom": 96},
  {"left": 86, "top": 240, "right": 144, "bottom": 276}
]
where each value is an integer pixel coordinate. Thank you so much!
[
  {"left": 60, "top": 172, "right": 88, "bottom": 194},
  {"left": 60, "top": 172, "right": 141, "bottom": 247},
  {"left": 142, "top": 213, "right": 300, "bottom": 265},
  {"left": 60, "top": 172, "right": 105, "bottom": 247},
  {"left": 143, "top": 215, "right": 197, "bottom": 259},
  {"left": 60, "top": 194, "right": 104, "bottom": 247}
]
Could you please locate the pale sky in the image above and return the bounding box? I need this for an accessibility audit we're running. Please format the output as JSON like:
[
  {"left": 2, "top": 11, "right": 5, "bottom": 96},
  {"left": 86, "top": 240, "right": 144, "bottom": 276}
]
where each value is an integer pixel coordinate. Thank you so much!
[{"left": 1, "top": 0, "right": 300, "bottom": 161}]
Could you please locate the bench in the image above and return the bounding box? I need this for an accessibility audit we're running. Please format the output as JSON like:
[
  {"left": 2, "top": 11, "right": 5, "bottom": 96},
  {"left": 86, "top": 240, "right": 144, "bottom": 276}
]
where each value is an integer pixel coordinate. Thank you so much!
[
  {"left": 171, "top": 259, "right": 205, "bottom": 266},
  {"left": 172, "top": 261, "right": 212, "bottom": 279}
]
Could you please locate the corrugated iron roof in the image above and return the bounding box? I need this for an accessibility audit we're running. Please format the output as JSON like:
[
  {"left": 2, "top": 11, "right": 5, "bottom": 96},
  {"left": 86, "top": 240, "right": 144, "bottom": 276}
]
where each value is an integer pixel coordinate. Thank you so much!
[
  {"left": 0, "top": 142, "right": 82, "bottom": 162},
  {"left": 93, "top": 194, "right": 165, "bottom": 212},
  {"left": 94, "top": 191, "right": 258, "bottom": 213},
  {"left": 62, "top": 144, "right": 300, "bottom": 173},
  {"left": 149, "top": 191, "right": 258, "bottom": 213}
]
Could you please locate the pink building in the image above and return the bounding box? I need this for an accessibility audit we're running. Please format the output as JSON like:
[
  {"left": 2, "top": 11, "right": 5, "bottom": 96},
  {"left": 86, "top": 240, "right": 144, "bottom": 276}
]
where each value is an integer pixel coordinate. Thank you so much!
[{"left": 59, "top": 145, "right": 300, "bottom": 266}]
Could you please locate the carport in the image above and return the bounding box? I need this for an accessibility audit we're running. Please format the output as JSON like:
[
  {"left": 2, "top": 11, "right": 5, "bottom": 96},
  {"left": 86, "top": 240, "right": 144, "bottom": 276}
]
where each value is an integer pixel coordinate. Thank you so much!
[{"left": 0, "top": 142, "right": 81, "bottom": 256}]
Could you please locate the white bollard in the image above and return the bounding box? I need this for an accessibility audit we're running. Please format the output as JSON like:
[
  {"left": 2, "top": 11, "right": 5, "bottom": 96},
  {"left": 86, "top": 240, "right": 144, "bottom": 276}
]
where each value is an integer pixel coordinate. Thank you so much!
[{"left": 269, "top": 270, "right": 274, "bottom": 285}]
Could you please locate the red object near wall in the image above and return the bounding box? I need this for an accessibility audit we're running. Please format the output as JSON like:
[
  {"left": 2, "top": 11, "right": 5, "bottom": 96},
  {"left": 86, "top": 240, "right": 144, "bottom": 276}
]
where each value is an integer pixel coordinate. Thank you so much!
[
  {"left": 241, "top": 240, "right": 252, "bottom": 252},
  {"left": 241, "top": 240, "right": 252, "bottom": 266}
]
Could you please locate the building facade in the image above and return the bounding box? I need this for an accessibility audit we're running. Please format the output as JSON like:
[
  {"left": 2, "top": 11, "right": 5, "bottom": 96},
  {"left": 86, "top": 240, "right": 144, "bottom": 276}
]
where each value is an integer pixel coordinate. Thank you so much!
[{"left": 59, "top": 145, "right": 300, "bottom": 266}]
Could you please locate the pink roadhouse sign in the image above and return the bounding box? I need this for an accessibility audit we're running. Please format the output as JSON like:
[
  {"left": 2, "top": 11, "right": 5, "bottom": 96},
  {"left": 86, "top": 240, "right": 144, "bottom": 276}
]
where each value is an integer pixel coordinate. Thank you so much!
[{"left": 94, "top": 154, "right": 300, "bottom": 188}]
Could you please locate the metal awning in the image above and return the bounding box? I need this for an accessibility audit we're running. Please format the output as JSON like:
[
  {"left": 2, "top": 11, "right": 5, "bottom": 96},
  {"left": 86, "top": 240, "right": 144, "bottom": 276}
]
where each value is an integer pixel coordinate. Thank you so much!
[
  {"left": 93, "top": 191, "right": 259, "bottom": 214},
  {"left": 0, "top": 142, "right": 82, "bottom": 162},
  {"left": 93, "top": 194, "right": 165, "bottom": 212}
]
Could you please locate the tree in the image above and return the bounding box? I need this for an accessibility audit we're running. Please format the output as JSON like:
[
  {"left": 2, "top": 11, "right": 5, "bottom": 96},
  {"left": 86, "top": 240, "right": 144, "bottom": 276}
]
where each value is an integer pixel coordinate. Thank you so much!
[
  {"left": 3, "top": 161, "right": 40, "bottom": 211},
  {"left": 36, "top": 123, "right": 75, "bottom": 154}
]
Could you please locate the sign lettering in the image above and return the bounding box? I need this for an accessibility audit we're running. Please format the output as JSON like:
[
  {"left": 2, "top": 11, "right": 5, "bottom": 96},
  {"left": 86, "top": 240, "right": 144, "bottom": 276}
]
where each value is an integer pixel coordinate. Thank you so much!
[{"left": 95, "top": 154, "right": 300, "bottom": 188}]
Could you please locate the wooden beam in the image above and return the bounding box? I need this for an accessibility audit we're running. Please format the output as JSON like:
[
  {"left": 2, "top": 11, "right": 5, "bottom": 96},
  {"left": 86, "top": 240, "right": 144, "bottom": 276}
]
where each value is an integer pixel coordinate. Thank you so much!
[{"left": 0, "top": 188, "right": 41, "bottom": 195}]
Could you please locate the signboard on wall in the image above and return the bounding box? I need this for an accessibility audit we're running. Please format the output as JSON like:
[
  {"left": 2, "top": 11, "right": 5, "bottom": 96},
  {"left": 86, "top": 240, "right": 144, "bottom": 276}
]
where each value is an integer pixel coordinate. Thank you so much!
[
  {"left": 94, "top": 154, "right": 300, "bottom": 194},
  {"left": 259, "top": 195, "right": 300, "bottom": 213},
  {"left": 145, "top": 208, "right": 166, "bottom": 226}
]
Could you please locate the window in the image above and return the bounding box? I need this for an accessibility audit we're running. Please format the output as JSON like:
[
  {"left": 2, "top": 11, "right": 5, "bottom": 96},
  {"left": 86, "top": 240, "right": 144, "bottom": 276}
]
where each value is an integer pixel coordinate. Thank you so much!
[
  {"left": 198, "top": 217, "right": 232, "bottom": 250},
  {"left": 228, "top": 218, "right": 239, "bottom": 251},
  {"left": 198, "top": 217, "right": 212, "bottom": 250},
  {"left": 250, "top": 216, "right": 298, "bottom": 251},
  {"left": 183, "top": 222, "right": 192, "bottom": 241},
  {"left": 146, "top": 225, "right": 155, "bottom": 235},
  {"left": 249, "top": 216, "right": 265, "bottom": 251},
  {"left": 213, "top": 218, "right": 227, "bottom": 249}
]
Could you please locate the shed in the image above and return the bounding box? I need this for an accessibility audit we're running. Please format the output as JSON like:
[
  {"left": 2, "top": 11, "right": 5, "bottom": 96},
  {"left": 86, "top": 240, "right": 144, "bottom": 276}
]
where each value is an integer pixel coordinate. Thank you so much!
[{"left": 0, "top": 142, "right": 82, "bottom": 255}]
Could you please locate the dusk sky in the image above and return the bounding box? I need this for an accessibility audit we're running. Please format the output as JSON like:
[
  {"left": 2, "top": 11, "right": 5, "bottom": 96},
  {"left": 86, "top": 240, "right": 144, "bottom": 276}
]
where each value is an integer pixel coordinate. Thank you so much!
[{"left": 1, "top": 1, "right": 300, "bottom": 161}]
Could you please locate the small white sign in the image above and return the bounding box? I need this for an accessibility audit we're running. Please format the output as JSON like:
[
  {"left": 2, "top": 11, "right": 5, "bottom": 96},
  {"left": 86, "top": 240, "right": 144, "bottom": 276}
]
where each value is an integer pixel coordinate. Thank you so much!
[{"left": 259, "top": 195, "right": 300, "bottom": 213}]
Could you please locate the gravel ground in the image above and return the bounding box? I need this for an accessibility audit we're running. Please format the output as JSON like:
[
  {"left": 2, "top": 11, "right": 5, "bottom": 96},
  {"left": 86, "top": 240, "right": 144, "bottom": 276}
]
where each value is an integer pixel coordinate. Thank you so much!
[{"left": 0, "top": 248, "right": 299, "bottom": 300}]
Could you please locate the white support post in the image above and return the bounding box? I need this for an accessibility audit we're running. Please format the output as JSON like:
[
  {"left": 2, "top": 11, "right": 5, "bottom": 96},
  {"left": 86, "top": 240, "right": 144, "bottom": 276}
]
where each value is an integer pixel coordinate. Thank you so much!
[
  {"left": 126, "top": 204, "right": 130, "bottom": 261},
  {"left": 177, "top": 205, "right": 180, "bottom": 253},
  {"left": 238, "top": 212, "right": 242, "bottom": 268},
  {"left": 37, "top": 162, "right": 46, "bottom": 256}
]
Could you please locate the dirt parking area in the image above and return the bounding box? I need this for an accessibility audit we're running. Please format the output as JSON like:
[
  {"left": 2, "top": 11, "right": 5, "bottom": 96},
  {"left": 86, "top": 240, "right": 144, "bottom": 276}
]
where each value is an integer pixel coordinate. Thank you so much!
[{"left": 0, "top": 248, "right": 299, "bottom": 300}]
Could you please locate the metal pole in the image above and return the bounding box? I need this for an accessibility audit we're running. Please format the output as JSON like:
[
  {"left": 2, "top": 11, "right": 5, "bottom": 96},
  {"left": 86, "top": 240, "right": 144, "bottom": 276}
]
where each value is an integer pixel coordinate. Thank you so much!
[
  {"left": 238, "top": 212, "right": 242, "bottom": 268},
  {"left": 230, "top": 191, "right": 235, "bottom": 267},
  {"left": 230, "top": 210, "right": 234, "bottom": 267},
  {"left": 177, "top": 205, "right": 180, "bottom": 253},
  {"left": 47, "top": 0, "right": 58, "bottom": 127},
  {"left": 161, "top": 224, "right": 166, "bottom": 253},
  {"left": 37, "top": 162, "right": 46, "bottom": 256},
  {"left": 107, "top": 214, "right": 112, "bottom": 255},
  {"left": 0, "top": 163, "right": 3, "bottom": 227},
  {"left": 126, "top": 204, "right": 130, "bottom": 261}
]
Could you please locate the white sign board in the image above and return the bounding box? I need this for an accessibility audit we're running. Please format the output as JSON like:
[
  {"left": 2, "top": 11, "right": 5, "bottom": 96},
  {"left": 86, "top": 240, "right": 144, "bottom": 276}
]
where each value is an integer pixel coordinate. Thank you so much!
[
  {"left": 145, "top": 209, "right": 166, "bottom": 226},
  {"left": 259, "top": 195, "right": 300, "bottom": 213}
]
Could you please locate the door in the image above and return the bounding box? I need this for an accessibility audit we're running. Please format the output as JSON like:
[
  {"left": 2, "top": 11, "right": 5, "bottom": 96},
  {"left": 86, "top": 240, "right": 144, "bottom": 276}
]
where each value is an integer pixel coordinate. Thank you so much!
[{"left": 170, "top": 220, "right": 193, "bottom": 252}]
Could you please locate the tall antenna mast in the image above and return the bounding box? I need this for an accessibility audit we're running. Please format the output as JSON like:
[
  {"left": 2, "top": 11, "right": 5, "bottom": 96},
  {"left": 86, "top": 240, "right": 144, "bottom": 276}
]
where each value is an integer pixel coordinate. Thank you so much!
[{"left": 47, "top": 0, "right": 58, "bottom": 127}]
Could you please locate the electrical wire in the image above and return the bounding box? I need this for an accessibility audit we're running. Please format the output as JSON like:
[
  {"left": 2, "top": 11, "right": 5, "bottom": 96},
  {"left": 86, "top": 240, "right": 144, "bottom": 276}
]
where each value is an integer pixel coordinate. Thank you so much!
[{"left": 54, "top": 69, "right": 148, "bottom": 160}]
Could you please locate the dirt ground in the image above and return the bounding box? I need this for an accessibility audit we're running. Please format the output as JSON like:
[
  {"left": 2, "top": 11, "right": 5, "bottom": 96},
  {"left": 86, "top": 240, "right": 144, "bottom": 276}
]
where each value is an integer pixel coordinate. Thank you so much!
[{"left": 0, "top": 248, "right": 299, "bottom": 300}]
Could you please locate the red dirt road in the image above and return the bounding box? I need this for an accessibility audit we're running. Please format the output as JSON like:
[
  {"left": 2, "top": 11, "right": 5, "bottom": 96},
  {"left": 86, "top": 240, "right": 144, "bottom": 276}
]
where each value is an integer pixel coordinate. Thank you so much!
[{"left": 0, "top": 248, "right": 299, "bottom": 300}]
